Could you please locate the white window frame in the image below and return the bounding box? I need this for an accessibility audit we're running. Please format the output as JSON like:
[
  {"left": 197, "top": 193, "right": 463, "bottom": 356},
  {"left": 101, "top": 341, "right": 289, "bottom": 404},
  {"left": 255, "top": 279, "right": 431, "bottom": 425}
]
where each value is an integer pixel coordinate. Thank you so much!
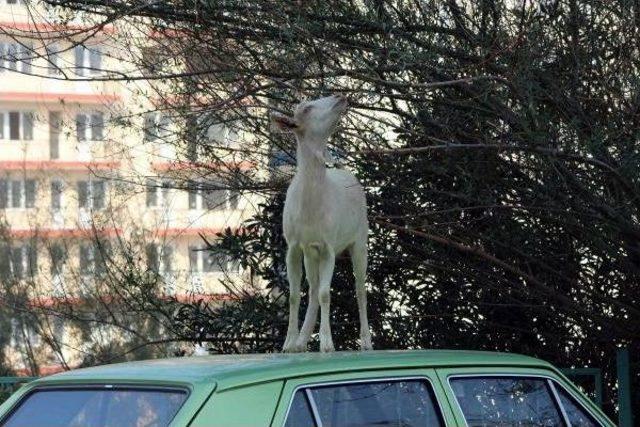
[
  {"left": 0, "top": 110, "right": 35, "bottom": 141},
  {"left": 51, "top": 179, "right": 63, "bottom": 211},
  {"left": 189, "top": 245, "right": 239, "bottom": 274},
  {"left": 8, "top": 244, "right": 37, "bottom": 280},
  {"left": 0, "top": 179, "right": 36, "bottom": 209},
  {"left": 78, "top": 242, "right": 109, "bottom": 279},
  {"left": 50, "top": 244, "right": 67, "bottom": 296},
  {"left": 188, "top": 181, "right": 238, "bottom": 211},
  {"left": 77, "top": 179, "right": 106, "bottom": 211},
  {"left": 45, "top": 43, "right": 61, "bottom": 76},
  {"left": 74, "top": 45, "right": 102, "bottom": 76},
  {"left": 146, "top": 179, "right": 173, "bottom": 209},
  {"left": 147, "top": 243, "right": 174, "bottom": 274},
  {"left": 10, "top": 318, "right": 40, "bottom": 348},
  {"left": 0, "top": 42, "right": 31, "bottom": 73},
  {"left": 144, "top": 112, "right": 172, "bottom": 141},
  {"left": 76, "top": 111, "right": 104, "bottom": 142},
  {"left": 79, "top": 243, "right": 97, "bottom": 277}
]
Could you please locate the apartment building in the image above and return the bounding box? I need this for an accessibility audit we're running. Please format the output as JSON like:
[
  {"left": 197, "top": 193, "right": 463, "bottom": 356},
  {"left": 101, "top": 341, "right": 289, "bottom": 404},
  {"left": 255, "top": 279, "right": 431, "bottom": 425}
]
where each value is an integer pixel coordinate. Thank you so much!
[{"left": 0, "top": 2, "right": 255, "bottom": 373}]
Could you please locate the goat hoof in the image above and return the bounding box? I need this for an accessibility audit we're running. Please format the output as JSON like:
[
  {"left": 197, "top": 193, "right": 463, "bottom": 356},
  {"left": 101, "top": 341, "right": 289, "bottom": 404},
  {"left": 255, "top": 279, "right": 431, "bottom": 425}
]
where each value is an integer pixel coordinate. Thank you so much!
[
  {"left": 283, "top": 342, "right": 302, "bottom": 353},
  {"left": 360, "top": 341, "right": 373, "bottom": 351},
  {"left": 294, "top": 340, "right": 307, "bottom": 353},
  {"left": 320, "top": 341, "right": 335, "bottom": 353},
  {"left": 361, "top": 334, "right": 373, "bottom": 351},
  {"left": 282, "top": 336, "right": 300, "bottom": 353}
]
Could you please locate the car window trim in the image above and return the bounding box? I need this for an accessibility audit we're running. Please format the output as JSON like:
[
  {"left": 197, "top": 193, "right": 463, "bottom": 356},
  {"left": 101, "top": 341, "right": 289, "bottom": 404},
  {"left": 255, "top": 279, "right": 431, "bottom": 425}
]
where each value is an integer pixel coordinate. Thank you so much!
[
  {"left": 0, "top": 383, "right": 191, "bottom": 426},
  {"left": 549, "top": 378, "right": 602, "bottom": 426},
  {"left": 304, "top": 388, "right": 322, "bottom": 427},
  {"left": 281, "top": 375, "right": 447, "bottom": 427},
  {"left": 548, "top": 378, "right": 573, "bottom": 426},
  {"left": 446, "top": 373, "right": 603, "bottom": 427}
]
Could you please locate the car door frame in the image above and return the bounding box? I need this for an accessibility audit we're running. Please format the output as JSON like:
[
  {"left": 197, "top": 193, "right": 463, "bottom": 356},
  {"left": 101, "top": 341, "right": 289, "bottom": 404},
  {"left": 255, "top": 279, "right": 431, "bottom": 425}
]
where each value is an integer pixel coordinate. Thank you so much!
[
  {"left": 435, "top": 366, "right": 615, "bottom": 427},
  {"left": 270, "top": 368, "right": 457, "bottom": 426}
]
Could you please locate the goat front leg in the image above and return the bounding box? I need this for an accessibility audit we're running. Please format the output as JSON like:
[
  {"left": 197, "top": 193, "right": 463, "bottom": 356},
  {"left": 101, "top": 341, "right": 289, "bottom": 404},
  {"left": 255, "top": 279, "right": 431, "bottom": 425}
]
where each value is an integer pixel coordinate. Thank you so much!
[
  {"left": 351, "top": 241, "right": 373, "bottom": 350},
  {"left": 318, "top": 248, "right": 336, "bottom": 352},
  {"left": 295, "top": 253, "right": 319, "bottom": 351},
  {"left": 283, "top": 244, "right": 303, "bottom": 353}
]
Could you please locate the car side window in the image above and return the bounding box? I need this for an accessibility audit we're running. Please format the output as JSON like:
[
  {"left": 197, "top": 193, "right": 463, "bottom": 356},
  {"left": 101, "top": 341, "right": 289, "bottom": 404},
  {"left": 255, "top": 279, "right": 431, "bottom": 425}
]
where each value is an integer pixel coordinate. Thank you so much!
[
  {"left": 450, "top": 377, "right": 565, "bottom": 427},
  {"left": 555, "top": 384, "right": 599, "bottom": 427},
  {"left": 283, "top": 379, "right": 444, "bottom": 427},
  {"left": 284, "top": 390, "right": 316, "bottom": 427}
]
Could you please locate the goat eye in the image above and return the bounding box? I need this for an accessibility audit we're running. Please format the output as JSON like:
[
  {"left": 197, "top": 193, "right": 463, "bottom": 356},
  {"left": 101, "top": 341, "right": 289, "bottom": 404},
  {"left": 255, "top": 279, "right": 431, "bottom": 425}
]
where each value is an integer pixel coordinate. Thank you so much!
[{"left": 303, "top": 105, "right": 314, "bottom": 114}]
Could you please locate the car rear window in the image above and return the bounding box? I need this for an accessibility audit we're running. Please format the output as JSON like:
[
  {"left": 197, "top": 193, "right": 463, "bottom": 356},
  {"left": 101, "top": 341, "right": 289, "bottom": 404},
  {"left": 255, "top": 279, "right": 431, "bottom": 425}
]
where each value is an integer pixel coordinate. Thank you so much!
[
  {"left": 450, "top": 376, "right": 565, "bottom": 427},
  {"left": 284, "top": 379, "right": 444, "bottom": 427},
  {"left": 2, "top": 386, "right": 188, "bottom": 427}
]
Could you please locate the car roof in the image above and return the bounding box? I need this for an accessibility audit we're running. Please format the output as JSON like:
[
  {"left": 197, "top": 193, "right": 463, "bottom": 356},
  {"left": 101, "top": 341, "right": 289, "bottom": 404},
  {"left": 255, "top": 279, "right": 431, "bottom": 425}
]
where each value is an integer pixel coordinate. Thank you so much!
[{"left": 39, "top": 350, "right": 554, "bottom": 391}]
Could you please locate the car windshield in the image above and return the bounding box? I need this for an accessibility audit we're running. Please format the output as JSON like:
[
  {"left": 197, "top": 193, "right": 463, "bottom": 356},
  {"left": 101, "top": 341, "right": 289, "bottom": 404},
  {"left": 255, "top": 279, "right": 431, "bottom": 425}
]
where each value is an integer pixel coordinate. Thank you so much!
[{"left": 2, "top": 387, "right": 188, "bottom": 427}]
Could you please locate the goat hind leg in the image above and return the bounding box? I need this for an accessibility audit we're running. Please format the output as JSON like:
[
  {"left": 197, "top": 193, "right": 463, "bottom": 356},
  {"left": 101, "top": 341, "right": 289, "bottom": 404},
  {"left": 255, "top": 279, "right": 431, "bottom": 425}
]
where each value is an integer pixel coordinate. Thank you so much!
[
  {"left": 351, "top": 242, "right": 373, "bottom": 350},
  {"left": 283, "top": 245, "right": 303, "bottom": 353}
]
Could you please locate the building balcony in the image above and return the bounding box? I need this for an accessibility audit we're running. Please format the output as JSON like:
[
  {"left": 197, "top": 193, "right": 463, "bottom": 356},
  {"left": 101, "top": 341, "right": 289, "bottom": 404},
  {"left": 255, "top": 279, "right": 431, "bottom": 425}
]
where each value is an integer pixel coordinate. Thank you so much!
[
  {"left": 150, "top": 160, "right": 254, "bottom": 173},
  {"left": 6, "top": 227, "right": 122, "bottom": 239},
  {"left": 0, "top": 160, "right": 120, "bottom": 171},
  {"left": 0, "top": 92, "right": 120, "bottom": 105},
  {"left": 0, "top": 20, "right": 116, "bottom": 35}
]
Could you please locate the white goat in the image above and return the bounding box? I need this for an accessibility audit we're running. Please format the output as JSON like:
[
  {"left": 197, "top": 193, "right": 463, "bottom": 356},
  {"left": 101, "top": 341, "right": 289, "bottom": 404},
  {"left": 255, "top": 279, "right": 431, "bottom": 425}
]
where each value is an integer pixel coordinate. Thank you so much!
[{"left": 271, "top": 94, "right": 372, "bottom": 353}]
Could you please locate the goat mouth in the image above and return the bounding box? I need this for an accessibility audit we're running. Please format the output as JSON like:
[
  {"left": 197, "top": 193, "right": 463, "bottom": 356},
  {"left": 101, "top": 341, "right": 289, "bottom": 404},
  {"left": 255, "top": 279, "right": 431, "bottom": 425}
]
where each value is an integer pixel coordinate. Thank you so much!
[{"left": 332, "top": 98, "right": 348, "bottom": 110}]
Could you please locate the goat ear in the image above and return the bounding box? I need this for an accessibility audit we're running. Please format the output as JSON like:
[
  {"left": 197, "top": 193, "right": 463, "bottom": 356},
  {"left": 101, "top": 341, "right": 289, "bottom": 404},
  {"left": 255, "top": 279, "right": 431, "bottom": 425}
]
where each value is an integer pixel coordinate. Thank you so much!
[{"left": 270, "top": 113, "right": 298, "bottom": 132}]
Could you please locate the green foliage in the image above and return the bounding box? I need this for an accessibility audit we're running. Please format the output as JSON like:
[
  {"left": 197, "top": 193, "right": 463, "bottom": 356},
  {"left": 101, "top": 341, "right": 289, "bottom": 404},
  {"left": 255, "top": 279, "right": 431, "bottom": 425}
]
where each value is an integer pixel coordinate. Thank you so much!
[{"left": 157, "top": 1, "right": 640, "bottom": 417}]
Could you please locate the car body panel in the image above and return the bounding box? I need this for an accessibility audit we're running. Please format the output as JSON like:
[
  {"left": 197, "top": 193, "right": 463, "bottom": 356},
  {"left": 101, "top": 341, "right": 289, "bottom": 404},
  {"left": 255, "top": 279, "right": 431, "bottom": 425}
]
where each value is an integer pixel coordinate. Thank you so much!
[
  {"left": 435, "top": 366, "right": 615, "bottom": 427},
  {"left": 0, "top": 350, "right": 614, "bottom": 426},
  {"left": 30, "top": 350, "right": 550, "bottom": 392},
  {"left": 190, "top": 380, "right": 284, "bottom": 427}
]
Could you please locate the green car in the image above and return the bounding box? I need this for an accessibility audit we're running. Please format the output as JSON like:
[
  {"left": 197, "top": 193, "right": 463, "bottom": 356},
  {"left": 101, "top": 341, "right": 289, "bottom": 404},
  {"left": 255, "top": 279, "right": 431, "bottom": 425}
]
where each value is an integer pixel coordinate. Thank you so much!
[{"left": 0, "top": 350, "right": 614, "bottom": 426}]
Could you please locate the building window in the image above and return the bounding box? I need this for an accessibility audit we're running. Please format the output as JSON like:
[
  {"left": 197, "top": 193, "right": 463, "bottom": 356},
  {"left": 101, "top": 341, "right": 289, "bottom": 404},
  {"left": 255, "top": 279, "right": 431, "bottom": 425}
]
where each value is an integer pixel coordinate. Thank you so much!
[
  {"left": 77, "top": 180, "right": 105, "bottom": 210},
  {"left": 0, "top": 179, "right": 36, "bottom": 209},
  {"left": 76, "top": 112, "right": 104, "bottom": 141},
  {"left": 74, "top": 45, "right": 102, "bottom": 76},
  {"left": 18, "top": 42, "right": 32, "bottom": 74},
  {"left": 6, "top": 43, "right": 17, "bottom": 71},
  {"left": 79, "top": 242, "right": 108, "bottom": 277},
  {"left": 203, "top": 252, "right": 226, "bottom": 273},
  {"left": 49, "top": 244, "right": 67, "bottom": 277},
  {"left": 10, "top": 318, "right": 40, "bottom": 349},
  {"left": 189, "top": 245, "right": 239, "bottom": 274},
  {"left": 51, "top": 180, "right": 63, "bottom": 210},
  {"left": 187, "top": 181, "right": 239, "bottom": 211},
  {"left": 0, "top": 42, "right": 31, "bottom": 73},
  {"left": 145, "top": 179, "right": 172, "bottom": 208},
  {"left": 51, "top": 316, "right": 65, "bottom": 342},
  {"left": 0, "top": 111, "right": 34, "bottom": 141},
  {"left": 140, "top": 46, "right": 167, "bottom": 76},
  {"left": 0, "top": 243, "right": 37, "bottom": 280},
  {"left": 143, "top": 112, "right": 172, "bottom": 142},
  {"left": 146, "top": 243, "right": 173, "bottom": 274},
  {"left": 49, "top": 111, "right": 62, "bottom": 159},
  {"left": 45, "top": 43, "right": 61, "bottom": 75}
]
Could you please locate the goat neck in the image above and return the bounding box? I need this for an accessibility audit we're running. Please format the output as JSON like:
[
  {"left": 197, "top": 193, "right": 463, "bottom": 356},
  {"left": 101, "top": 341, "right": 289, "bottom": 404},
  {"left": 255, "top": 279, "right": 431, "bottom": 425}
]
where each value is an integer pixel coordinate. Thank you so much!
[{"left": 294, "top": 134, "right": 328, "bottom": 202}]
